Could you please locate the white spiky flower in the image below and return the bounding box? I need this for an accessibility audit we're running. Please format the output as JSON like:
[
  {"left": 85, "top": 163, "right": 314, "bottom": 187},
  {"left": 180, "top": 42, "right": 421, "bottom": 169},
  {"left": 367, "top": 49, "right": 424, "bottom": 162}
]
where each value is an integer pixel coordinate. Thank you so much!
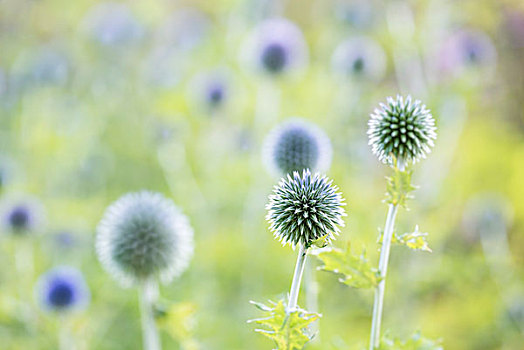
[
  {"left": 96, "top": 191, "right": 194, "bottom": 287},
  {"left": 266, "top": 170, "right": 346, "bottom": 248},
  {"left": 368, "top": 95, "right": 437, "bottom": 165}
]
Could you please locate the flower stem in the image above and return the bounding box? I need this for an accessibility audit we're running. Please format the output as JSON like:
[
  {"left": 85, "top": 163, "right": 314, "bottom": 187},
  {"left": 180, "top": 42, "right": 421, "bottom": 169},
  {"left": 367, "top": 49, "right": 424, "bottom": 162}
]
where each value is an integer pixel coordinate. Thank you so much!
[
  {"left": 139, "top": 279, "right": 161, "bottom": 350},
  {"left": 369, "top": 160, "right": 404, "bottom": 349},
  {"left": 287, "top": 244, "right": 308, "bottom": 313}
]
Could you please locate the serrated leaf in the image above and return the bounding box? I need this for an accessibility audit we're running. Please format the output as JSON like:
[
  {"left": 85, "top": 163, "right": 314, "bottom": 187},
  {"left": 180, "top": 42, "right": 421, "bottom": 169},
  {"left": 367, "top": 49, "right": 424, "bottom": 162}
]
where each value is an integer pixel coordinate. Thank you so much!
[
  {"left": 156, "top": 301, "right": 198, "bottom": 345},
  {"left": 314, "top": 243, "right": 381, "bottom": 289},
  {"left": 378, "top": 226, "right": 432, "bottom": 252},
  {"left": 384, "top": 167, "right": 418, "bottom": 208},
  {"left": 248, "top": 299, "right": 320, "bottom": 350},
  {"left": 378, "top": 331, "right": 443, "bottom": 350}
]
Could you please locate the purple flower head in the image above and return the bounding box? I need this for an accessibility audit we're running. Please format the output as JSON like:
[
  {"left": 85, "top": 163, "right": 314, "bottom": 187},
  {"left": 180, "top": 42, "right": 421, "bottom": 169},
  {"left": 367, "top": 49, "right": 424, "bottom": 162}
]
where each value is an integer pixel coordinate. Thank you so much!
[
  {"left": 243, "top": 18, "right": 308, "bottom": 76},
  {"left": 331, "top": 36, "right": 386, "bottom": 81},
  {"left": 36, "top": 266, "right": 90, "bottom": 313},
  {"left": 437, "top": 29, "right": 496, "bottom": 77},
  {"left": 188, "top": 69, "right": 231, "bottom": 111},
  {"left": 82, "top": 2, "right": 143, "bottom": 47},
  {"left": 2, "top": 198, "right": 44, "bottom": 235}
]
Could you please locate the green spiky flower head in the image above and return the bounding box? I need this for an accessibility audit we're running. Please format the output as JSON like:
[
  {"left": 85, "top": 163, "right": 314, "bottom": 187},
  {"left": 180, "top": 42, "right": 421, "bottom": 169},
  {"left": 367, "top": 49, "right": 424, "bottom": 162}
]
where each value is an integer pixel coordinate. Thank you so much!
[
  {"left": 368, "top": 95, "right": 437, "bottom": 166},
  {"left": 266, "top": 170, "right": 346, "bottom": 248},
  {"left": 96, "top": 191, "right": 194, "bottom": 287}
]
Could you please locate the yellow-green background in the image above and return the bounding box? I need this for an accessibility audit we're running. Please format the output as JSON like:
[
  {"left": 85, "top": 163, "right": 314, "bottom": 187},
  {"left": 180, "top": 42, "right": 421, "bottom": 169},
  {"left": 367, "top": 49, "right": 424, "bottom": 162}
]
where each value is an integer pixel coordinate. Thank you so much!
[{"left": 1, "top": 0, "right": 523, "bottom": 349}]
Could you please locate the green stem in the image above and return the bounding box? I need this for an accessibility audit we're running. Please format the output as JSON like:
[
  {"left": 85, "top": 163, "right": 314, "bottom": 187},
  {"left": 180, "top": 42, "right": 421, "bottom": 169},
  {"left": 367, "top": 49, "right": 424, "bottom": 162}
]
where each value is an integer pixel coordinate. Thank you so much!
[
  {"left": 369, "top": 203, "right": 398, "bottom": 349},
  {"left": 139, "top": 279, "right": 161, "bottom": 350},
  {"left": 287, "top": 244, "right": 308, "bottom": 313},
  {"left": 369, "top": 160, "right": 404, "bottom": 349}
]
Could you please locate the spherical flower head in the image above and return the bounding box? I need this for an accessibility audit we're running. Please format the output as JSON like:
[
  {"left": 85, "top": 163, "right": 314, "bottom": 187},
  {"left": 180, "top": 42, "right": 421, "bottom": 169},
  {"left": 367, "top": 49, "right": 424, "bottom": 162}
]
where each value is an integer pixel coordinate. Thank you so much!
[
  {"left": 437, "top": 30, "right": 496, "bottom": 77},
  {"left": 331, "top": 36, "right": 386, "bottom": 81},
  {"left": 2, "top": 198, "right": 45, "bottom": 235},
  {"left": 82, "top": 2, "right": 143, "bottom": 47},
  {"left": 263, "top": 119, "right": 332, "bottom": 177},
  {"left": 266, "top": 170, "right": 346, "bottom": 248},
  {"left": 96, "top": 191, "right": 194, "bottom": 287},
  {"left": 368, "top": 95, "right": 437, "bottom": 166},
  {"left": 462, "top": 193, "right": 513, "bottom": 241},
  {"left": 242, "top": 18, "right": 308, "bottom": 76},
  {"left": 187, "top": 69, "right": 231, "bottom": 111},
  {"left": 35, "top": 266, "right": 90, "bottom": 313}
]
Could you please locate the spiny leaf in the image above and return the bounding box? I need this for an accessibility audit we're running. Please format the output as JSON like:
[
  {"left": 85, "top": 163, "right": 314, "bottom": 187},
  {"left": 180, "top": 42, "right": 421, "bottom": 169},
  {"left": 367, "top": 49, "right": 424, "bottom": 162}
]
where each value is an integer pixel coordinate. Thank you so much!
[
  {"left": 314, "top": 243, "right": 381, "bottom": 289},
  {"left": 378, "top": 331, "right": 443, "bottom": 350},
  {"left": 248, "top": 299, "right": 320, "bottom": 350},
  {"left": 156, "top": 301, "right": 198, "bottom": 345},
  {"left": 378, "top": 226, "right": 432, "bottom": 252},
  {"left": 384, "top": 166, "right": 417, "bottom": 208}
]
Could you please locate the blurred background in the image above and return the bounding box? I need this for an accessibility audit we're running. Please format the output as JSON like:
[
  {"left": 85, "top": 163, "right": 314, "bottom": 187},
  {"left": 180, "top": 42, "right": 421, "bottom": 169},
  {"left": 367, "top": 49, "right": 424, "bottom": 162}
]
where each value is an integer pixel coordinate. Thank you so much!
[{"left": 1, "top": 0, "right": 524, "bottom": 349}]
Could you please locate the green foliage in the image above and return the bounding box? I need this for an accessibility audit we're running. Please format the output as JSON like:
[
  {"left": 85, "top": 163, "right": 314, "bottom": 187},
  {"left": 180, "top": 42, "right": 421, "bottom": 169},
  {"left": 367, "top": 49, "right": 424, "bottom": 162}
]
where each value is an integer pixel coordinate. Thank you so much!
[
  {"left": 378, "top": 331, "right": 443, "bottom": 350},
  {"left": 384, "top": 167, "right": 417, "bottom": 208},
  {"left": 248, "top": 299, "right": 320, "bottom": 350},
  {"left": 156, "top": 301, "right": 199, "bottom": 349},
  {"left": 315, "top": 243, "right": 381, "bottom": 289},
  {"left": 378, "top": 226, "right": 432, "bottom": 252}
]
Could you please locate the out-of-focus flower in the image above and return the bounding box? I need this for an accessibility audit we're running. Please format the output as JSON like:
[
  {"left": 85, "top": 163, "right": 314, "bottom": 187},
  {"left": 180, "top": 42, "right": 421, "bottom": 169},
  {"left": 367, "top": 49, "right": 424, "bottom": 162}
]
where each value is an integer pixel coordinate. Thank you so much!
[
  {"left": 266, "top": 170, "right": 346, "bottom": 248},
  {"left": 10, "top": 47, "right": 69, "bottom": 88},
  {"left": 2, "top": 198, "right": 45, "bottom": 235},
  {"left": 156, "top": 8, "right": 211, "bottom": 53},
  {"left": 437, "top": 29, "right": 497, "bottom": 77},
  {"left": 263, "top": 118, "right": 332, "bottom": 177},
  {"left": 187, "top": 69, "right": 231, "bottom": 111},
  {"left": 331, "top": 36, "right": 386, "bottom": 81},
  {"left": 35, "top": 266, "right": 90, "bottom": 313},
  {"left": 368, "top": 95, "right": 437, "bottom": 166},
  {"left": 334, "top": 0, "right": 374, "bottom": 29},
  {"left": 82, "top": 2, "right": 143, "bottom": 47},
  {"left": 96, "top": 191, "right": 194, "bottom": 287},
  {"left": 461, "top": 194, "right": 513, "bottom": 243},
  {"left": 242, "top": 18, "right": 308, "bottom": 76}
]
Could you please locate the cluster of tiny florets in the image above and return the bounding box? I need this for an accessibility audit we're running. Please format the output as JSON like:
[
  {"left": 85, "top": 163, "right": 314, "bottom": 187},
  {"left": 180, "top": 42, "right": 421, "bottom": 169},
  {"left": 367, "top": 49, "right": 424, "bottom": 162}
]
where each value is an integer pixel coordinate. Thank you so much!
[
  {"left": 96, "top": 191, "right": 194, "bottom": 287},
  {"left": 368, "top": 95, "right": 437, "bottom": 165},
  {"left": 263, "top": 119, "right": 332, "bottom": 177},
  {"left": 266, "top": 170, "right": 346, "bottom": 248}
]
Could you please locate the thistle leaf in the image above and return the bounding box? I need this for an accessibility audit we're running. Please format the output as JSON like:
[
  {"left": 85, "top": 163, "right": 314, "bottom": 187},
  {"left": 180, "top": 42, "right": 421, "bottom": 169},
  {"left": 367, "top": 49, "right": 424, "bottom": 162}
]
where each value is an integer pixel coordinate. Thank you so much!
[
  {"left": 378, "top": 226, "right": 432, "bottom": 252},
  {"left": 378, "top": 331, "right": 443, "bottom": 350},
  {"left": 384, "top": 166, "right": 417, "bottom": 208},
  {"left": 248, "top": 299, "right": 320, "bottom": 350},
  {"left": 156, "top": 301, "right": 198, "bottom": 346},
  {"left": 314, "top": 243, "right": 381, "bottom": 289}
]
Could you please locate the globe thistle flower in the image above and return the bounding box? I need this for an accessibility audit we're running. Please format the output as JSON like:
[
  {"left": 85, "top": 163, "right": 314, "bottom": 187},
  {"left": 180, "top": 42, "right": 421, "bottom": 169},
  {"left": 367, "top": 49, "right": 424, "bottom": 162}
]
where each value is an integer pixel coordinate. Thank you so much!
[
  {"left": 35, "top": 266, "right": 90, "bottom": 313},
  {"left": 437, "top": 30, "right": 496, "bottom": 77},
  {"left": 263, "top": 119, "right": 332, "bottom": 177},
  {"left": 2, "top": 198, "right": 45, "bottom": 235},
  {"left": 266, "top": 170, "right": 346, "bottom": 248},
  {"left": 242, "top": 18, "right": 308, "bottom": 76},
  {"left": 461, "top": 194, "right": 513, "bottom": 243},
  {"left": 331, "top": 36, "right": 386, "bottom": 81},
  {"left": 82, "top": 2, "right": 143, "bottom": 47},
  {"left": 156, "top": 8, "right": 210, "bottom": 53},
  {"left": 188, "top": 69, "right": 231, "bottom": 111},
  {"left": 10, "top": 47, "right": 69, "bottom": 88},
  {"left": 96, "top": 191, "right": 194, "bottom": 286},
  {"left": 368, "top": 95, "right": 437, "bottom": 165}
]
